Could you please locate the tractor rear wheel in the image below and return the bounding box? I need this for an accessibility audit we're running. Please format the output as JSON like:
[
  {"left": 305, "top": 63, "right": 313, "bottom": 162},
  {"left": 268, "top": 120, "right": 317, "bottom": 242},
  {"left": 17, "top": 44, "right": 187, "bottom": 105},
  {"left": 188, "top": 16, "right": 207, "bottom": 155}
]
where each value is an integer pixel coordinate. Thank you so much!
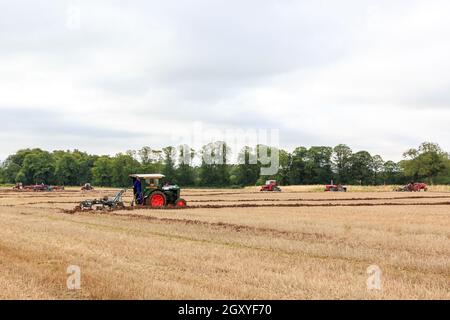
[
  {"left": 175, "top": 198, "right": 187, "bottom": 208},
  {"left": 147, "top": 191, "right": 167, "bottom": 208}
]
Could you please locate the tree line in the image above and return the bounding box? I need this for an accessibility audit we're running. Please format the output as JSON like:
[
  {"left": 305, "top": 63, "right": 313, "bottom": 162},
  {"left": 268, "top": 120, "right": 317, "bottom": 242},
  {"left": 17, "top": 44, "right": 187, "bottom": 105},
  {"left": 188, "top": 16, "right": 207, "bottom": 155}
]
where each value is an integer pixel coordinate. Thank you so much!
[{"left": 0, "top": 142, "right": 449, "bottom": 187}]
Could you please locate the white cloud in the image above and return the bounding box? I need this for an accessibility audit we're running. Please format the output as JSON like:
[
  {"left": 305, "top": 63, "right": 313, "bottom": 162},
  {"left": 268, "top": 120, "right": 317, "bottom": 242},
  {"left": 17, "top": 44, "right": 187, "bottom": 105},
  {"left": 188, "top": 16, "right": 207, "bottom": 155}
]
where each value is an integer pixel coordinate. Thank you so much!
[{"left": 0, "top": 0, "right": 449, "bottom": 161}]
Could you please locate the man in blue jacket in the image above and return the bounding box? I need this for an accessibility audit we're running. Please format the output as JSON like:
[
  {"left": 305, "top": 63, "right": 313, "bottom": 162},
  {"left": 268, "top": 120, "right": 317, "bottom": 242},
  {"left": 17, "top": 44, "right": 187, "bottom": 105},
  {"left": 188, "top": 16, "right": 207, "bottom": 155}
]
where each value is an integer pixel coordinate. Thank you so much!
[{"left": 133, "top": 177, "right": 143, "bottom": 205}]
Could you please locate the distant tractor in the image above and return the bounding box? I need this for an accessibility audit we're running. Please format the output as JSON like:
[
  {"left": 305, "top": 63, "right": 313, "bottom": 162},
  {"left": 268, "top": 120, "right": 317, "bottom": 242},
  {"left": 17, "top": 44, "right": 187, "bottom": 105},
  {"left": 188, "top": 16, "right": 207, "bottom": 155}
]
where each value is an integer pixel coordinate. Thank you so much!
[
  {"left": 395, "top": 182, "right": 428, "bottom": 192},
  {"left": 260, "top": 180, "right": 282, "bottom": 192},
  {"left": 13, "top": 183, "right": 64, "bottom": 192},
  {"left": 325, "top": 184, "right": 347, "bottom": 192},
  {"left": 13, "top": 183, "right": 24, "bottom": 190},
  {"left": 130, "top": 174, "right": 187, "bottom": 208},
  {"left": 81, "top": 183, "right": 94, "bottom": 191}
]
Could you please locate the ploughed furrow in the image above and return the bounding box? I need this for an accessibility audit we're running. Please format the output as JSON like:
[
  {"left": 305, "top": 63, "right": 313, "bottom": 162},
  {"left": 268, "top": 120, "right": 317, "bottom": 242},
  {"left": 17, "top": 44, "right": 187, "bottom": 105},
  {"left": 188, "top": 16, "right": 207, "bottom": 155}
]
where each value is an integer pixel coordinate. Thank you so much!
[
  {"left": 186, "top": 202, "right": 450, "bottom": 209},
  {"left": 182, "top": 191, "right": 314, "bottom": 196},
  {"left": 62, "top": 201, "right": 450, "bottom": 214},
  {"left": 13, "top": 195, "right": 450, "bottom": 207},
  {"left": 188, "top": 195, "right": 450, "bottom": 203}
]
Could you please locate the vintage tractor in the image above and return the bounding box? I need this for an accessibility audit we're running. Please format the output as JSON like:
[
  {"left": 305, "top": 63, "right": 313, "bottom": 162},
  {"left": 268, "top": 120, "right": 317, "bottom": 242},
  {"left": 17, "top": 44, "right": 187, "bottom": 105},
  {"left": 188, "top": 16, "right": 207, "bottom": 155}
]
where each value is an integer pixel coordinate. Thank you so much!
[
  {"left": 395, "top": 182, "right": 428, "bottom": 192},
  {"left": 414, "top": 183, "right": 428, "bottom": 191},
  {"left": 13, "top": 183, "right": 24, "bottom": 190},
  {"left": 81, "top": 183, "right": 94, "bottom": 191},
  {"left": 130, "top": 174, "right": 187, "bottom": 208},
  {"left": 325, "top": 184, "right": 347, "bottom": 192},
  {"left": 260, "top": 180, "right": 282, "bottom": 192}
]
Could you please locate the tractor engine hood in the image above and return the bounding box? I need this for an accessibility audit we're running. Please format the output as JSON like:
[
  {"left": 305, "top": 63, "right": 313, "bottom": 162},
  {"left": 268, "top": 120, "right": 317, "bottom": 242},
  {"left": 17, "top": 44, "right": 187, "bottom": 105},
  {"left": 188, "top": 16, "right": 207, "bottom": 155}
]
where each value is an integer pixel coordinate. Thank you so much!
[{"left": 162, "top": 184, "right": 180, "bottom": 191}]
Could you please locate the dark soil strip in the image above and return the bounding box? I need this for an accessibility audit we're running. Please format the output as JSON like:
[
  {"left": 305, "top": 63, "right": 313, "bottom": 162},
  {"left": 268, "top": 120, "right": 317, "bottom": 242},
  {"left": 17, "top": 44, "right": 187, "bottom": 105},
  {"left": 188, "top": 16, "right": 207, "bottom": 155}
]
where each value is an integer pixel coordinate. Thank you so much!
[
  {"left": 186, "top": 202, "right": 450, "bottom": 209},
  {"left": 182, "top": 191, "right": 300, "bottom": 196},
  {"left": 189, "top": 196, "right": 450, "bottom": 203},
  {"left": 183, "top": 191, "right": 450, "bottom": 197}
]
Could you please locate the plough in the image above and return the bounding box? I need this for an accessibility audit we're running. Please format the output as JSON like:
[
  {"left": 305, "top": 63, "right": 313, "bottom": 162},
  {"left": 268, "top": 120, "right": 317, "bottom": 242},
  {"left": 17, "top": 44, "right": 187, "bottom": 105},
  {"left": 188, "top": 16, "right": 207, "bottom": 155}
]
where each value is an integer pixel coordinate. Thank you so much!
[{"left": 79, "top": 189, "right": 126, "bottom": 211}]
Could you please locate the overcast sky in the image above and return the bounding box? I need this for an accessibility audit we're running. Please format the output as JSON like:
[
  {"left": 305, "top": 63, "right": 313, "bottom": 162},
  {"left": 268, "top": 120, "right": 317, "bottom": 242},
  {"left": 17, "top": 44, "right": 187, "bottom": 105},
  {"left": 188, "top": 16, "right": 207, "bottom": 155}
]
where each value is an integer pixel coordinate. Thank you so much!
[{"left": 1, "top": 0, "right": 449, "bottom": 161}]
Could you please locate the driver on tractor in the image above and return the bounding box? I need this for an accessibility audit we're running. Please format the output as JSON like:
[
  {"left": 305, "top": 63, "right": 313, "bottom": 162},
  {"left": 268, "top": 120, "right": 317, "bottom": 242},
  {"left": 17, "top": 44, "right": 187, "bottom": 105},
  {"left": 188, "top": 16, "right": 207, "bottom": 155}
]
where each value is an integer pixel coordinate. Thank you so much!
[{"left": 133, "top": 176, "right": 144, "bottom": 205}]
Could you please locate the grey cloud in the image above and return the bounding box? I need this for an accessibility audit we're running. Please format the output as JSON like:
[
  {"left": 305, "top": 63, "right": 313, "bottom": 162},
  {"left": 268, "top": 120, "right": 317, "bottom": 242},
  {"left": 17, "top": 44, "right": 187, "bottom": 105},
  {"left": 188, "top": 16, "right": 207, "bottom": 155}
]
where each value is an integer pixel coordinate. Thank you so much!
[
  {"left": 0, "top": 0, "right": 449, "bottom": 161},
  {"left": 0, "top": 107, "right": 138, "bottom": 139}
]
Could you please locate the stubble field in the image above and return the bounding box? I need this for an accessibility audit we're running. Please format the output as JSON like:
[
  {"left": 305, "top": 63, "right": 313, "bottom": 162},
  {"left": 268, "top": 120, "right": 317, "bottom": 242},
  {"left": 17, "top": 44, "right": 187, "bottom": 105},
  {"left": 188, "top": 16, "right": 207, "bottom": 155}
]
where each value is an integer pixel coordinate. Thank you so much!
[{"left": 0, "top": 186, "right": 448, "bottom": 300}]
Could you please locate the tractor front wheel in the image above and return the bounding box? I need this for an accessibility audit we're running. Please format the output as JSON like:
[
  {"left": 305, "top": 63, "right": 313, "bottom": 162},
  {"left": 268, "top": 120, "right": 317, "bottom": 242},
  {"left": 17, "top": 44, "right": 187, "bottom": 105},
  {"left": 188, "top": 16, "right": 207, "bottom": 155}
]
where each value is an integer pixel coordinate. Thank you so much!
[
  {"left": 147, "top": 192, "right": 167, "bottom": 208},
  {"left": 175, "top": 198, "right": 187, "bottom": 208}
]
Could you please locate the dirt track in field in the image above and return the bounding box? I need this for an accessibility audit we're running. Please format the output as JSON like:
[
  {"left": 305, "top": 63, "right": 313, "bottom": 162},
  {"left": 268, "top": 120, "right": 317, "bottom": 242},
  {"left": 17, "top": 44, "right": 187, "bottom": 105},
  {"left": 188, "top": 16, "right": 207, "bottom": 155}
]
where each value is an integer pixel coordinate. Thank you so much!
[{"left": 0, "top": 187, "right": 449, "bottom": 299}]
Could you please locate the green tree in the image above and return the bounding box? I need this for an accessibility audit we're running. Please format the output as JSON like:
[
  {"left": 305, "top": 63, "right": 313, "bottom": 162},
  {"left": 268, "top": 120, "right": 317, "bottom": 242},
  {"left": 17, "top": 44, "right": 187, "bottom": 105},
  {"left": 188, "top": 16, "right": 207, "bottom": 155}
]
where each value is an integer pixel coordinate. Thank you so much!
[
  {"left": 3, "top": 162, "right": 21, "bottom": 183},
  {"left": 176, "top": 145, "right": 196, "bottom": 186},
  {"left": 111, "top": 154, "right": 141, "bottom": 187},
  {"left": 371, "top": 155, "right": 384, "bottom": 185},
  {"left": 54, "top": 153, "right": 79, "bottom": 185},
  {"left": 289, "top": 147, "right": 307, "bottom": 184},
  {"left": 138, "top": 146, "right": 153, "bottom": 165},
  {"left": 199, "top": 143, "right": 216, "bottom": 186},
  {"left": 92, "top": 156, "right": 113, "bottom": 187},
  {"left": 437, "top": 158, "right": 450, "bottom": 184},
  {"left": 1, "top": 148, "right": 41, "bottom": 183},
  {"left": 199, "top": 142, "right": 230, "bottom": 187},
  {"left": 162, "top": 147, "right": 177, "bottom": 183},
  {"left": 349, "top": 151, "right": 373, "bottom": 185},
  {"left": 304, "top": 146, "right": 333, "bottom": 184},
  {"left": 332, "top": 144, "right": 353, "bottom": 183},
  {"left": 138, "top": 147, "right": 164, "bottom": 173},
  {"left": 272, "top": 149, "right": 291, "bottom": 185},
  {"left": 382, "top": 160, "right": 403, "bottom": 184},
  {"left": 0, "top": 165, "right": 5, "bottom": 184},
  {"left": 19, "top": 151, "right": 55, "bottom": 184},
  {"left": 51, "top": 150, "right": 96, "bottom": 186},
  {"left": 401, "top": 142, "right": 448, "bottom": 183},
  {"left": 217, "top": 142, "right": 230, "bottom": 186},
  {"left": 75, "top": 151, "right": 96, "bottom": 185},
  {"left": 236, "top": 146, "right": 260, "bottom": 186}
]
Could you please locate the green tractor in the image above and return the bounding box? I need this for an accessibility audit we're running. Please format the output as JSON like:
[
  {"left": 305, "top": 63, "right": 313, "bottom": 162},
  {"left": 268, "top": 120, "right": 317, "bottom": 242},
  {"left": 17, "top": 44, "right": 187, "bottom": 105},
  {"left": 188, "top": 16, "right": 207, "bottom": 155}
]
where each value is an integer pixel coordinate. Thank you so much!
[{"left": 130, "top": 174, "right": 187, "bottom": 208}]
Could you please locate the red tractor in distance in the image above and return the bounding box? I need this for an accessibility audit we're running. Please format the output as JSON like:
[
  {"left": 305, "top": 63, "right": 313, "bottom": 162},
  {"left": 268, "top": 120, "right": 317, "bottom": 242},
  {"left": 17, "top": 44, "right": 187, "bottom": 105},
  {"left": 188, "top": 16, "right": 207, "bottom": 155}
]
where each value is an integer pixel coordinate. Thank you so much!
[
  {"left": 325, "top": 184, "right": 347, "bottom": 192},
  {"left": 260, "top": 180, "right": 282, "bottom": 192},
  {"left": 13, "top": 183, "right": 64, "bottom": 192},
  {"left": 395, "top": 182, "right": 428, "bottom": 192}
]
